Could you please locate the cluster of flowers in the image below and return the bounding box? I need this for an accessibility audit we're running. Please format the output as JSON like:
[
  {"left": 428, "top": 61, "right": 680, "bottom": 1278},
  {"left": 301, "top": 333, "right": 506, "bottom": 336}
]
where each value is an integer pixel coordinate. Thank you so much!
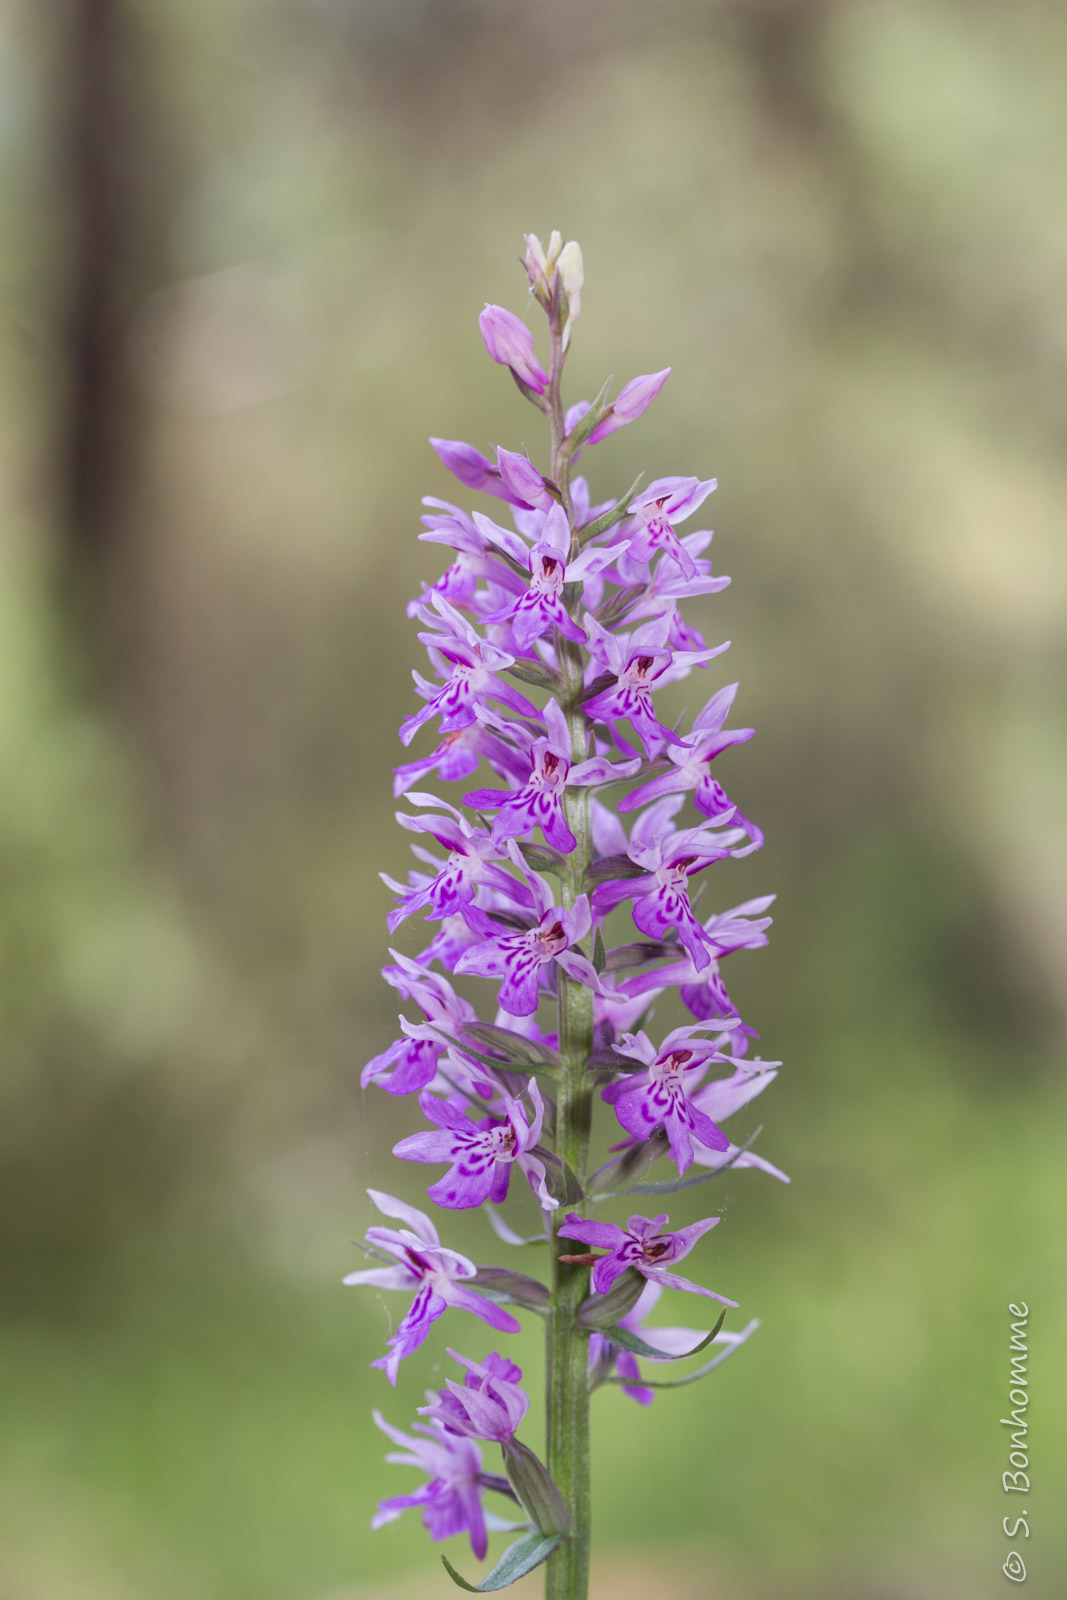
[{"left": 350, "top": 232, "right": 783, "bottom": 1589}]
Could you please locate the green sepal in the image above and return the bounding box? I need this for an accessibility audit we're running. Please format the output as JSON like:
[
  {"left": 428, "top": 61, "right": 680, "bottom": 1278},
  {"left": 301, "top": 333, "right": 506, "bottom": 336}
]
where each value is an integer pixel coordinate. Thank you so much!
[
  {"left": 462, "top": 1024, "right": 563, "bottom": 1073},
  {"left": 561, "top": 375, "right": 614, "bottom": 456},
  {"left": 599, "top": 1313, "right": 724, "bottom": 1361},
  {"left": 592, "top": 924, "right": 606, "bottom": 975},
  {"left": 603, "top": 940, "right": 676, "bottom": 972},
  {"left": 506, "top": 660, "right": 561, "bottom": 690},
  {"left": 593, "top": 582, "right": 649, "bottom": 629},
  {"left": 509, "top": 367, "right": 549, "bottom": 411},
  {"left": 576, "top": 473, "right": 644, "bottom": 544},
  {"left": 583, "top": 1047, "right": 645, "bottom": 1074},
  {"left": 501, "top": 1438, "right": 572, "bottom": 1536},
  {"left": 516, "top": 840, "right": 568, "bottom": 878},
  {"left": 442, "top": 1533, "right": 563, "bottom": 1592},
  {"left": 577, "top": 1267, "right": 645, "bottom": 1328},
  {"left": 583, "top": 853, "right": 647, "bottom": 890},
  {"left": 470, "top": 1267, "right": 550, "bottom": 1313}
]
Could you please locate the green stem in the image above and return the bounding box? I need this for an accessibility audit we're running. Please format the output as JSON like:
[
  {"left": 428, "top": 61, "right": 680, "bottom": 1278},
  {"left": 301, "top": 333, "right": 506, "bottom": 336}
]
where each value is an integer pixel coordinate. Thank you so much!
[{"left": 543, "top": 302, "right": 594, "bottom": 1600}]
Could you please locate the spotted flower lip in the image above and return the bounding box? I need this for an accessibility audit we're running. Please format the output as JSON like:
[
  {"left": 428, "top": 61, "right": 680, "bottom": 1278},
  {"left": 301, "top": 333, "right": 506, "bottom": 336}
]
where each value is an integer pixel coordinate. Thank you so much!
[
  {"left": 401, "top": 593, "right": 538, "bottom": 746},
  {"left": 557, "top": 1211, "right": 738, "bottom": 1306},
  {"left": 453, "top": 845, "right": 611, "bottom": 1017},
  {"left": 343, "top": 1191, "right": 521, "bottom": 1385},
  {"left": 371, "top": 1406, "right": 490, "bottom": 1559},
  {"left": 582, "top": 611, "right": 729, "bottom": 758},
  {"left": 623, "top": 475, "right": 718, "bottom": 578},
  {"left": 602, "top": 1023, "right": 732, "bottom": 1174},
  {"left": 463, "top": 698, "right": 577, "bottom": 853},
  {"left": 383, "top": 800, "right": 521, "bottom": 932},
  {"left": 474, "top": 504, "right": 626, "bottom": 650},
  {"left": 592, "top": 795, "right": 745, "bottom": 972},
  {"left": 361, "top": 956, "right": 478, "bottom": 1096},
  {"left": 393, "top": 1079, "right": 558, "bottom": 1212}
]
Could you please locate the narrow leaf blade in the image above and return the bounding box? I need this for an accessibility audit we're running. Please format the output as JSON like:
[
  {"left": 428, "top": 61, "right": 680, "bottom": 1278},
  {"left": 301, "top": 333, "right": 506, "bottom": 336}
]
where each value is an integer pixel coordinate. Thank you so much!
[
  {"left": 603, "top": 1318, "right": 760, "bottom": 1389},
  {"left": 599, "top": 1313, "right": 724, "bottom": 1361},
  {"left": 442, "top": 1533, "right": 563, "bottom": 1592}
]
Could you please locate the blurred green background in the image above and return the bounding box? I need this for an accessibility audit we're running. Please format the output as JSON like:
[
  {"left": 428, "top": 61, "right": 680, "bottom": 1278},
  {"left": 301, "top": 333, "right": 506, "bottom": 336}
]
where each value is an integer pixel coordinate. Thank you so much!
[{"left": 1, "top": 2, "right": 1065, "bottom": 1597}]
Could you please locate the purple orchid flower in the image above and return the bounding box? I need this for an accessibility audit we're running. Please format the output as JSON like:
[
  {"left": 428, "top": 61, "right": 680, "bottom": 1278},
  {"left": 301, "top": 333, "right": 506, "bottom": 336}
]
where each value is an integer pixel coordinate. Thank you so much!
[
  {"left": 582, "top": 611, "right": 728, "bottom": 758},
  {"left": 383, "top": 794, "right": 529, "bottom": 931},
  {"left": 419, "top": 1349, "right": 530, "bottom": 1442},
  {"left": 593, "top": 795, "right": 744, "bottom": 972},
  {"left": 393, "top": 1079, "right": 557, "bottom": 1211},
  {"left": 362, "top": 954, "right": 479, "bottom": 1096},
  {"left": 454, "top": 849, "right": 607, "bottom": 1016},
  {"left": 557, "top": 1210, "right": 738, "bottom": 1305},
  {"left": 429, "top": 438, "right": 528, "bottom": 505},
  {"left": 602, "top": 1023, "right": 731, "bottom": 1174},
  {"left": 586, "top": 368, "right": 671, "bottom": 445},
  {"left": 617, "top": 683, "right": 763, "bottom": 855},
  {"left": 623, "top": 476, "right": 718, "bottom": 578},
  {"left": 479, "top": 304, "right": 549, "bottom": 394},
  {"left": 401, "top": 593, "right": 537, "bottom": 747},
  {"left": 344, "top": 1191, "right": 521, "bottom": 1385},
  {"left": 474, "top": 505, "right": 625, "bottom": 650},
  {"left": 463, "top": 699, "right": 576, "bottom": 852},
  {"left": 372, "top": 1407, "right": 491, "bottom": 1559},
  {"left": 393, "top": 721, "right": 527, "bottom": 799}
]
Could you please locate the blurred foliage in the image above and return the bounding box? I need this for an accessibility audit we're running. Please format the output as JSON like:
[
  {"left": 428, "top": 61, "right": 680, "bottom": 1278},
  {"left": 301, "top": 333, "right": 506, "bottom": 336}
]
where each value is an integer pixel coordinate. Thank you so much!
[{"left": 1, "top": 1, "right": 1065, "bottom": 1597}]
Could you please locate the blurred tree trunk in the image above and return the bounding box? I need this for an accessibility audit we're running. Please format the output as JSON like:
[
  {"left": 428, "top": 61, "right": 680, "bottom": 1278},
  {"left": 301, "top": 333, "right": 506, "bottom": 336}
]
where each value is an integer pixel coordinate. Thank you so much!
[{"left": 54, "top": 0, "right": 173, "bottom": 609}]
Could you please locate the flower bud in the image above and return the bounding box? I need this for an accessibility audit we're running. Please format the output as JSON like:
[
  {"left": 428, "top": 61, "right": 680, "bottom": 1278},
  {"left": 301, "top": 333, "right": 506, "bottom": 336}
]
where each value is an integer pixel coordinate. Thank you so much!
[
  {"left": 588, "top": 368, "right": 671, "bottom": 445},
  {"left": 523, "top": 230, "right": 563, "bottom": 303},
  {"left": 496, "top": 446, "right": 552, "bottom": 510},
  {"left": 557, "top": 240, "right": 584, "bottom": 350},
  {"left": 478, "top": 304, "right": 549, "bottom": 394}
]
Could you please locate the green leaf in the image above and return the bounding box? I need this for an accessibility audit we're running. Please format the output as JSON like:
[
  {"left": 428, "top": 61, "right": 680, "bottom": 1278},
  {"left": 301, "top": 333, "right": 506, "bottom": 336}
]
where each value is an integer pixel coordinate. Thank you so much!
[
  {"left": 602, "top": 940, "right": 676, "bottom": 972},
  {"left": 470, "top": 1267, "right": 550, "bottom": 1312},
  {"left": 587, "top": 1134, "right": 665, "bottom": 1195},
  {"left": 578, "top": 1267, "right": 645, "bottom": 1328},
  {"left": 463, "top": 1025, "right": 563, "bottom": 1072},
  {"left": 600, "top": 1312, "right": 724, "bottom": 1361},
  {"left": 442, "top": 1533, "right": 563, "bottom": 1592},
  {"left": 592, "top": 924, "right": 606, "bottom": 975},
  {"left": 502, "top": 1439, "right": 571, "bottom": 1535},
  {"left": 618, "top": 1127, "right": 763, "bottom": 1197},
  {"left": 577, "top": 473, "right": 644, "bottom": 544},
  {"left": 583, "top": 853, "right": 647, "bottom": 890},
  {"left": 602, "top": 1317, "right": 760, "bottom": 1390},
  {"left": 561, "top": 1161, "right": 585, "bottom": 1205},
  {"left": 595, "top": 1127, "right": 764, "bottom": 1201}
]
